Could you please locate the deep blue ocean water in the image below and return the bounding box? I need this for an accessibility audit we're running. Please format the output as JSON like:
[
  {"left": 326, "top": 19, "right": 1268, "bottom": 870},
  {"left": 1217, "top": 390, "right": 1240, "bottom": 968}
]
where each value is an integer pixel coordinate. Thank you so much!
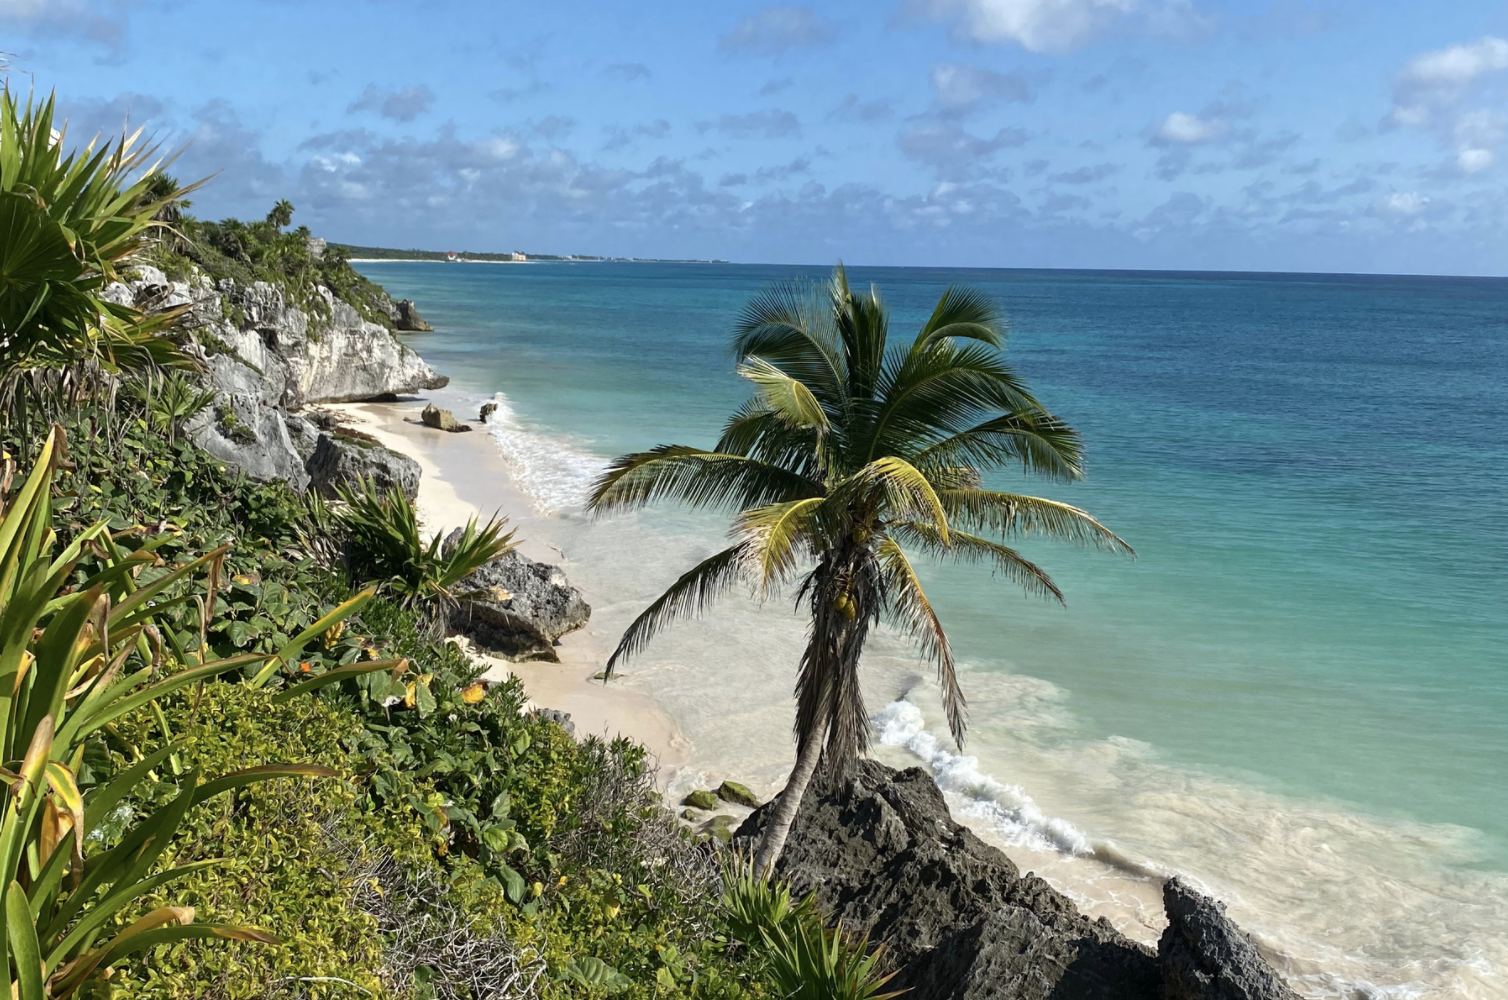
[{"left": 356, "top": 260, "right": 1508, "bottom": 995}]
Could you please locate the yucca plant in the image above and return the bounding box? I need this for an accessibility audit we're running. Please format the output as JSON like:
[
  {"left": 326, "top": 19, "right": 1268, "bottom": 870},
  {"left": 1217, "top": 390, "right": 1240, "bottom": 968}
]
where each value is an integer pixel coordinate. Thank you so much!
[
  {"left": 333, "top": 478, "right": 516, "bottom": 617},
  {"left": 0, "top": 89, "right": 199, "bottom": 415},
  {"left": 763, "top": 919, "right": 902, "bottom": 1000},
  {"left": 0, "top": 427, "right": 396, "bottom": 998},
  {"left": 590, "top": 266, "right": 1132, "bottom": 874},
  {"left": 720, "top": 856, "right": 901, "bottom": 1000},
  {"left": 129, "top": 370, "right": 216, "bottom": 444}
]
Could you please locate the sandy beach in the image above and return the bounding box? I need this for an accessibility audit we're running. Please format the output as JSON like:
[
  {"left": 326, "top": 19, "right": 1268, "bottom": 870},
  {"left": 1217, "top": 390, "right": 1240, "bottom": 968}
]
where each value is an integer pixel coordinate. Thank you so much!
[
  {"left": 323, "top": 397, "right": 691, "bottom": 772},
  {"left": 322, "top": 393, "right": 1173, "bottom": 943}
]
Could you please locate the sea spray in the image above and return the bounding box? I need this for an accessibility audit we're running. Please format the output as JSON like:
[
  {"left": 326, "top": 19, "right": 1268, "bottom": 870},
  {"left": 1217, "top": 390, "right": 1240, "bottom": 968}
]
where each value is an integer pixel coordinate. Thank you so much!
[
  {"left": 874, "top": 697, "right": 1095, "bottom": 856},
  {"left": 478, "top": 391, "right": 605, "bottom": 513}
]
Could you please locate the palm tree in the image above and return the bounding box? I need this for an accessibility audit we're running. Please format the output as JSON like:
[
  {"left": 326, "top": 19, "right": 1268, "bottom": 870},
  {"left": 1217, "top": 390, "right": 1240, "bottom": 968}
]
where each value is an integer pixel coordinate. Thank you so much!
[
  {"left": 587, "top": 267, "right": 1131, "bottom": 874},
  {"left": 266, "top": 198, "right": 295, "bottom": 230}
]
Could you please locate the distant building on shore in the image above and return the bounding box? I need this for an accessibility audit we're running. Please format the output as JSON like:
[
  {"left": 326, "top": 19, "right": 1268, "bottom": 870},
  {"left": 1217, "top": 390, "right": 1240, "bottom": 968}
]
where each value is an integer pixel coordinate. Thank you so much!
[
  {"left": 510, "top": 251, "right": 527, "bottom": 262},
  {"left": 445, "top": 251, "right": 460, "bottom": 262}
]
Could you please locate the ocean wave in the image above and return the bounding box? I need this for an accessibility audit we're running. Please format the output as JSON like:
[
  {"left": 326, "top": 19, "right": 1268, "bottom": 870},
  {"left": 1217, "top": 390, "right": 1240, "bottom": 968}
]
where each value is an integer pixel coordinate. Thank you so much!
[
  {"left": 479, "top": 392, "right": 606, "bottom": 513},
  {"left": 874, "top": 697, "right": 1096, "bottom": 857}
]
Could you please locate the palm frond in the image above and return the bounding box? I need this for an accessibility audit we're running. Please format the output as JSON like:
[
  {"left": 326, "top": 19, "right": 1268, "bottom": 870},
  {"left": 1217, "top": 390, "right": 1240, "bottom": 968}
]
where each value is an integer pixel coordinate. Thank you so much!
[
  {"left": 939, "top": 490, "right": 1132, "bottom": 554},
  {"left": 735, "top": 496, "right": 825, "bottom": 594},
  {"left": 834, "top": 456, "right": 949, "bottom": 541},
  {"left": 913, "top": 285, "right": 1005, "bottom": 352},
  {"left": 877, "top": 538, "right": 965, "bottom": 747},
  {"left": 732, "top": 279, "right": 847, "bottom": 407},
  {"left": 738, "top": 357, "right": 830, "bottom": 435},
  {"left": 604, "top": 543, "right": 751, "bottom": 675},
  {"left": 911, "top": 409, "right": 1083, "bottom": 482},
  {"left": 587, "top": 446, "right": 822, "bottom": 516},
  {"left": 891, "top": 522, "right": 1064, "bottom": 603}
]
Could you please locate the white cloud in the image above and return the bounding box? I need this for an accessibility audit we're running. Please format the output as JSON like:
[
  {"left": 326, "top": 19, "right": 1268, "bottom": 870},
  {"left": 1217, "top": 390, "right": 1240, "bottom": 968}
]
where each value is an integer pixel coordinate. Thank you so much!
[
  {"left": 1380, "top": 191, "right": 1428, "bottom": 216},
  {"left": 1388, "top": 37, "right": 1508, "bottom": 175},
  {"left": 718, "top": 6, "right": 837, "bottom": 56},
  {"left": 0, "top": 0, "right": 134, "bottom": 45},
  {"left": 912, "top": 0, "right": 1199, "bottom": 53},
  {"left": 347, "top": 84, "right": 436, "bottom": 123},
  {"left": 1457, "top": 148, "right": 1494, "bottom": 174},
  {"left": 1153, "top": 110, "right": 1225, "bottom": 144},
  {"left": 931, "top": 63, "right": 1033, "bottom": 115}
]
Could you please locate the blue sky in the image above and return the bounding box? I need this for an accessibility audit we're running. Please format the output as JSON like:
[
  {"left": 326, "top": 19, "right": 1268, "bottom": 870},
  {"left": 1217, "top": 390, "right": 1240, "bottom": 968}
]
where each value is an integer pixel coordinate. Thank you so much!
[{"left": 9, "top": 0, "right": 1508, "bottom": 273}]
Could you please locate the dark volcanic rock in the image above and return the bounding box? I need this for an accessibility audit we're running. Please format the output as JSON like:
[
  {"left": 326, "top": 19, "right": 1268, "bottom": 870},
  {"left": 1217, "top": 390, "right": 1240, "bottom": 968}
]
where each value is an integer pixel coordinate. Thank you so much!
[
  {"left": 735, "top": 761, "right": 1161, "bottom": 1000},
  {"left": 443, "top": 531, "right": 590, "bottom": 661},
  {"left": 394, "top": 299, "right": 433, "bottom": 331},
  {"left": 1158, "top": 879, "right": 1299, "bottom": 1000},
  {"left": 305, "top": 432, "right": 420, "bottom": 501}
]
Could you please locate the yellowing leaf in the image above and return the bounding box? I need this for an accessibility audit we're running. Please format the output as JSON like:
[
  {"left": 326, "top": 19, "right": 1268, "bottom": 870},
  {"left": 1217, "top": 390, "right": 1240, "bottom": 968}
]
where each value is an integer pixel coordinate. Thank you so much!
[{"left": 461, "top": 683, "right": 486, "bottom": 704}]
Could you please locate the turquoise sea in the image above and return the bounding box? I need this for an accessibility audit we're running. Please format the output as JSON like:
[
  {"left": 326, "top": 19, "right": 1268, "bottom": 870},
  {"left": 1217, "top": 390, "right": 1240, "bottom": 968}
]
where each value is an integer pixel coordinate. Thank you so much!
[{"left": 356, "top": 260, "right": 1508, "bottom": 999}]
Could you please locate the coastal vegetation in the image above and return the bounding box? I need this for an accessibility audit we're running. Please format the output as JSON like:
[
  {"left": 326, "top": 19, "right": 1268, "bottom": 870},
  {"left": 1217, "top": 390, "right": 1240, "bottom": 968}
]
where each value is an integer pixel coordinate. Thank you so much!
[
  {"left": 0, "top": 86, "right": 895, "bottom": 999},
  {"left": 589, "top": 267, "right": 1130, "bottom": 873}
]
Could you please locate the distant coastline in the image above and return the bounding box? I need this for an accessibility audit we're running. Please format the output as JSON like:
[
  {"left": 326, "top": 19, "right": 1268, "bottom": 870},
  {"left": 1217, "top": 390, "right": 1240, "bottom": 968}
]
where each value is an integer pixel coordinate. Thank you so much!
[{"left": 337, "top": 243, "right": 729, "bottom": 265}]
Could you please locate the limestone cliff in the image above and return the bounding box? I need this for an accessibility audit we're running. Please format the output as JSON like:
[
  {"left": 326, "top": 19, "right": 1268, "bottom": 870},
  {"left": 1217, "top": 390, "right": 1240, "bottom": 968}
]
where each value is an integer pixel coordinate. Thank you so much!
[{"left": 104, "top": 264, "right": 447, "bottom": 489}]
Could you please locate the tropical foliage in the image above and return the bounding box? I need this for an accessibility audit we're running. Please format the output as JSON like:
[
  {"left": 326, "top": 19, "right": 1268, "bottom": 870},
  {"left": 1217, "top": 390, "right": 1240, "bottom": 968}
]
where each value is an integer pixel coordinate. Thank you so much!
[
  {"left": 0, "top": 90, "right": 192, "bottom": 404},
  {"left": 590, "top": 266, "right": 1130, "bottom": 872},
  {"left": 145, "top": 197, "right": 398, "bottom": 329},
  {"left": 333, "top": 478, "right": 516, "bottom": 615},
  {"left": 0, "top": 427, "right": 406, "bottom": 1000}
]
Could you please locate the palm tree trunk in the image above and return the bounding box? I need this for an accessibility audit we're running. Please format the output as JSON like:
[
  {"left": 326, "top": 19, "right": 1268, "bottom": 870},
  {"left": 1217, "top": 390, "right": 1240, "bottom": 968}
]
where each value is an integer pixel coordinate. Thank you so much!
[{"left": 753, "top": 726, "right": 826, "bottom": 877}]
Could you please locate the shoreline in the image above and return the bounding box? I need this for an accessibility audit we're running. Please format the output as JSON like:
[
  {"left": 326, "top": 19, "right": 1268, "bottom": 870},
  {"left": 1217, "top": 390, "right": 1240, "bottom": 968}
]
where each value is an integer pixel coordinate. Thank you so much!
[
  {"left": 323, "top": 398, "right": 691, "bottom": 772},
  {"left": 322, "top": 396, "right": 1174, "bottom": 938}
]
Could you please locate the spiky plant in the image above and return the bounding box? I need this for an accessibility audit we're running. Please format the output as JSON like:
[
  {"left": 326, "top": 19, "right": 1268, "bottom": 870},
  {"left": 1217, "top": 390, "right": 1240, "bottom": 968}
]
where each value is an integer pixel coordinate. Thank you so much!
[
  {"left": 589, "top": 266, "right": 1131, "bottom": 874},
  {"left": 0, "top": 427, "right": 397, "bottom": 999},
  {"left": 0, "top": 89, "right": 198, "bottom": 415},
  {"left": 333, "top": 478, "right": 516, "bottom": 619}
]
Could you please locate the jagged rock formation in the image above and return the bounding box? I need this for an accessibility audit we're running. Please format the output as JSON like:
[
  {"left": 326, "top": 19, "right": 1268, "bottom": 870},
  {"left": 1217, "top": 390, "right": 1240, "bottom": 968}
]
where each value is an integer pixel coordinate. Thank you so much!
[
  {"left": 1159, "top": 880, "right": 1300, "bottom": 1000},
  {"left": 734, "top": 761, "right": 1299, "bottom": 1000},
  {"left": 442, "top": 530, "right": 591, "bottom": 661},
  {"left": 104, "top": 265, "right": 446, "bottom": 489},
  {"left": 305, "top": 431, "right": 421, "bottom": 501},
  {"left": 392, "top": 299, "right": 433, "bottom": 331},
  {"left": 421, "top": 404, "right": 469, "bottom": 432}
]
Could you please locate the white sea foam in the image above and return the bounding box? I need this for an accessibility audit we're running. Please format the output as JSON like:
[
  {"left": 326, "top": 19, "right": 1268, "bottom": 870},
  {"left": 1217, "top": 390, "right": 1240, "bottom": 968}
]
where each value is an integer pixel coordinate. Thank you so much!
[
  {"left": 479, "top": 392, "right": 605, "bottom": 513},
  {"left": 874, "top": 697, "right": 1095, "bottom": 856}
]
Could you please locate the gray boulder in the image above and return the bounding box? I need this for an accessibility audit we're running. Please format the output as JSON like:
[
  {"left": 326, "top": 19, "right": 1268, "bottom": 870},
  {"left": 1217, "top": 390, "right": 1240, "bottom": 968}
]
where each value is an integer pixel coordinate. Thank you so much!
[
  {"left": 305, "top": 432, "right": 421, "bottom": 501},
  {"left": 1159, "top": 879, "right": 1300, "bottom": 1000},
  {"left": 734, "top": 761, "right": 1293, "bottom": 1000},
  {"left": 480, "top": 402, "right": 498, "bottom": 423},
  {"left": 442, "top": 531, "right": 590, "bottom": 661}
]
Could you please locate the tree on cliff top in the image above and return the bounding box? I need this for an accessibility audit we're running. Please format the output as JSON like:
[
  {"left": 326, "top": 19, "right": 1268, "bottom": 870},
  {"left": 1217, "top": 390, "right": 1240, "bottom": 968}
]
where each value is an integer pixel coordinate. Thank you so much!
[{"left": 588, "top": 266, "right": 1132, "bottom": 873}]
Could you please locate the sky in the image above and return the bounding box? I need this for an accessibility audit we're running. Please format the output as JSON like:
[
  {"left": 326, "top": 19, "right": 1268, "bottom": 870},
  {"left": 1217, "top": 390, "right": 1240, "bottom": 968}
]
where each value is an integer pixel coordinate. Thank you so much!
[{"left": 8, "top": 0, "right": 1508, "bottom": 273}]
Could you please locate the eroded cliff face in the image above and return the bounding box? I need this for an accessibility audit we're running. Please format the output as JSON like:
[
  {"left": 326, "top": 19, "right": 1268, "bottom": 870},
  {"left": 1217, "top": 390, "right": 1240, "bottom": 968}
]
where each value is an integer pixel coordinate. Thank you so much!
[{"left": 104, "top": 264, "right": 447, "bottom": 489}]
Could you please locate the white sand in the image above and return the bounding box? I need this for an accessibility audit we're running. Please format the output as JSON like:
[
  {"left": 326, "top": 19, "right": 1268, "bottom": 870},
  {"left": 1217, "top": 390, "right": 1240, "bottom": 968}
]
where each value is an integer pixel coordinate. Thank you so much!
[{"left": 322, "top": 399, "right": 690, "bottom": 771}]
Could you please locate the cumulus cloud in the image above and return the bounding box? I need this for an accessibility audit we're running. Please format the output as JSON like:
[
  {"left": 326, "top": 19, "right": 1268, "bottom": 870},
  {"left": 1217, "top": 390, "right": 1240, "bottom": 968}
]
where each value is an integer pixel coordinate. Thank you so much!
[
  {"left": 1378, "top": 191, "right": 1428, "bottom": 216},
  {"left": 347, "top": 84, "right": 436, "bottom": 123},
  {"left": 898, "top": 122, "right": 1028, "bottom": 178},
  {"left": 713, "top": 109, "right": 802, "bottom": 139},
  {"left": 1387, "top": 37, "right": 1508, "bottom": 175},
  {"left": 931, "top": 63, "right": 1033, "bottom": 117},
  {"left": 754, "top": 156, "right": 812, "bottom": 182},
  {"left": 911, "top": 0, "right": 1202, "bottom": 53},
  {"left": 718, "top": 6, "right": 836, "bottom": 56},
  {"left": 1151, "top": 110, "right": 1226, "bottom": 145},
  {"left": 602, "top": 119, "right": 671, "bottom": 151}
]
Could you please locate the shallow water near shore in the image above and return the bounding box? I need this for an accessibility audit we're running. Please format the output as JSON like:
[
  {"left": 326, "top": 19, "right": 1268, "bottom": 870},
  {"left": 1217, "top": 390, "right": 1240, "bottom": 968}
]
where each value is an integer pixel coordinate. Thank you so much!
[{"left": 356, "top": 260, "right": 1508, "bottom": 999}]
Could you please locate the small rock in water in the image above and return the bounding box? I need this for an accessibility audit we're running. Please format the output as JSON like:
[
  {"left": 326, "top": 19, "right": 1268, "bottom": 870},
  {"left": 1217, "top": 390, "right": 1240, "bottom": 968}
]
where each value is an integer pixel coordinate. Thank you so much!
[
  {"left": 716, "top": 780, "right": 760, "bottom": 808},
  {"left": 679, "top": 809, "right": 697, "bottom": 821},
  {"left": 682, "top": 789, "right": 718, "bottom": 811},
  {"left": 394, "top": 299, "right": 433, "bottom": 332},
  {"left": 480, "top": 401, "right": 498, "bottom": 423},
  {"left": 699, "top": 814, "right": 736, "bottom": 843}
]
